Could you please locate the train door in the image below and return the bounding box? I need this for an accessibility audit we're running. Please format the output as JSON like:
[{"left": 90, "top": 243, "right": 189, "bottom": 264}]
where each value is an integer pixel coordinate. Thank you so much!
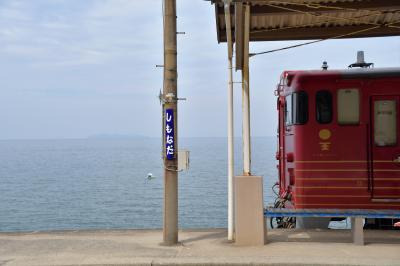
[
  {"left": 278, "top": 97, "right": 286, "bottom": 191},
  {"left": 371, "top": 95, "right": 400, "bottom": 200}
]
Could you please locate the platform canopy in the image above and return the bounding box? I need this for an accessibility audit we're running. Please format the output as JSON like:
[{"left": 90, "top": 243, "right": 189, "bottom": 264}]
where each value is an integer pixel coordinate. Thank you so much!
[{"left": 210, "top": 0, "right": 400, "bottom": 69}]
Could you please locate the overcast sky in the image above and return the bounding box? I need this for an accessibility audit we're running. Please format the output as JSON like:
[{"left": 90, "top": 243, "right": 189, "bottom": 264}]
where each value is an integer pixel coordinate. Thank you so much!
[{"left": 0, "top": 0, "right": 399, "bottom": 139}]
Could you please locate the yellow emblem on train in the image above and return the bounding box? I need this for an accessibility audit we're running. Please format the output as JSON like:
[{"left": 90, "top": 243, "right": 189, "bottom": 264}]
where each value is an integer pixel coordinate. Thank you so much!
[{"left": 319, "top": 129, "right": 331, "bottom": 151}]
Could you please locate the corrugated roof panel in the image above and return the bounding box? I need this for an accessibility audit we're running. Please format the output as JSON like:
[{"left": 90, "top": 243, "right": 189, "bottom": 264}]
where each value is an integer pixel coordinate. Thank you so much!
[
  {"left": 249, "top": 10, "right": 400, "bottom": 30},
  {"left": 267, "top": 0, "right": 361, "bottom": 4},
  {"left": 213, "top": 0, "right": 400, "bottom": 42}
]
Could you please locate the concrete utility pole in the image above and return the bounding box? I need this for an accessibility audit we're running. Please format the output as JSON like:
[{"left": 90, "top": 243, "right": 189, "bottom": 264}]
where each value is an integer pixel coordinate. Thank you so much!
[{"left": 163, "top": 0, "right": 178, "bottom": 245}]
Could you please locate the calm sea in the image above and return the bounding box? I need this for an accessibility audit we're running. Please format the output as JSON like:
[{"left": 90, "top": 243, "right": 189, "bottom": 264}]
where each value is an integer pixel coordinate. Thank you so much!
[{"left": 0, "top": 137, "right": 277, "bottom": 232}]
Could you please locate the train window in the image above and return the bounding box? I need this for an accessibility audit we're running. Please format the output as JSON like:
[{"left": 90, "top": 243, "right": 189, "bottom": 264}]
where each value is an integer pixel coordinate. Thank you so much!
[
  {"left": 316, "top": 91, "right": 332, "bottom": 124},
  {"left": 285, "top": 95, "right": 293, "bottom": 126},
  {"left": 285, "top": 92, "right": 308, "bottom": 126},
  {"left": 374, "top": 100, "right": 397, "bottom": 146},
  {"left": 293, "top": 91, "right": 308, "bottom": 124},
  {"left": 337, "top": 89, "right": 360, "bottom": 125}
]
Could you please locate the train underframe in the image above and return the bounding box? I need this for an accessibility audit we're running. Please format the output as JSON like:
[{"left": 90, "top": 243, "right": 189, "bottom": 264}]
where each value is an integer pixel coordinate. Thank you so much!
[{"left": 270, "top": 188, "right": 400, "bottom": 230}]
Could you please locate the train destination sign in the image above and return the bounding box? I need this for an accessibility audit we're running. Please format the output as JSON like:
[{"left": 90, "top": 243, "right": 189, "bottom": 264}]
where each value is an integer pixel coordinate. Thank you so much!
[{"left": 165, "top": 109, "right": 175, "bottom": 160}]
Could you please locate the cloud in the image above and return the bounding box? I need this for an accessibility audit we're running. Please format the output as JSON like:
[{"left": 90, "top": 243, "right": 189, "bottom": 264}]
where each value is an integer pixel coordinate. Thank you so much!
[
  {"left": 87, "top": 0, "right": 156, "bottom": 19},
  {"left": 0, "top": 0, "right": 163, "bottom": 67},
  {"left": 0, "top": 0, "right": 32, "bottom": 20},
  {"left": 2, "top": 44, "right": 49, "bottom": 57}
]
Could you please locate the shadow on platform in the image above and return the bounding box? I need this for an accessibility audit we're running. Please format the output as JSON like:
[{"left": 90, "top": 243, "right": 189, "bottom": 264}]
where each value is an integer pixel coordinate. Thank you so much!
[{"left": 268, "top": 229, "right": 400, "bottom": 245}]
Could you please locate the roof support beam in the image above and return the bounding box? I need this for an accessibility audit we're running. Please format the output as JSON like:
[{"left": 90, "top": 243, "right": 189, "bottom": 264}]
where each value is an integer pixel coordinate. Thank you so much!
[
  {"left": 248, "top": 24, "right": 400, "bottom": 41},
  {"left": 217, "top": 23, "right": 400, "bottom": 42},
  {"left": 235, "top": 2, "right": 244, "bottom": 70}
]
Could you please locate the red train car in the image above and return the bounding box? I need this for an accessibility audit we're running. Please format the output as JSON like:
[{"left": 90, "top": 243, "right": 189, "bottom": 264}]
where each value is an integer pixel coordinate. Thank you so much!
[{"left": 275, "top": 54, "right": 400, "bottom": 228}]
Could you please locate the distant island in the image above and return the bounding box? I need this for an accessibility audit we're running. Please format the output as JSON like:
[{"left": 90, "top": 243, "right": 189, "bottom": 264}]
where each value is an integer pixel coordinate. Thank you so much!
[{"left": 87, "top": 134, "right": 149, "bottom": 140}]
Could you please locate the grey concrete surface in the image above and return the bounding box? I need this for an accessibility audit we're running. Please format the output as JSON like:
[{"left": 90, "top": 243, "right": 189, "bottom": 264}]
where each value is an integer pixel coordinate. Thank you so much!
[{"left": 0, "top": 229, "right": 399, "bottom": 266}]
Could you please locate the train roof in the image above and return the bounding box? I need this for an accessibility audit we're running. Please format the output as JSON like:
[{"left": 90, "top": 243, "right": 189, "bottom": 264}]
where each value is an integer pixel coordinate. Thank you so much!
[{"left": 285, "top": 67, "right": 400, "bottom": 81}]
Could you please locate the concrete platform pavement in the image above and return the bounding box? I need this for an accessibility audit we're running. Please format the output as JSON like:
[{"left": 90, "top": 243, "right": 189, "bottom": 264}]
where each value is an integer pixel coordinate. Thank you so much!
[{"left": 0, "top": 228, "right": 399, "bottom": 266}]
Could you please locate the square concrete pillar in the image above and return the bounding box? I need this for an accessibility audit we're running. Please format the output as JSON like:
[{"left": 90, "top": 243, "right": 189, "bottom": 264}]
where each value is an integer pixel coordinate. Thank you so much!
[
  {"left": 351, "top": 217, "right": 364, "bottom": 245},
  {"left": 235, "top": 175, "right": 266, "bottom": 246}
]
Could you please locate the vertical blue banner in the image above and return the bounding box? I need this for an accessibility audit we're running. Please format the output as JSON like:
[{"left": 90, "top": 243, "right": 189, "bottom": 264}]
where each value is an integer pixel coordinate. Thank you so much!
[{"left": 165, "top": 109, "right": 175, "bottom": 160}]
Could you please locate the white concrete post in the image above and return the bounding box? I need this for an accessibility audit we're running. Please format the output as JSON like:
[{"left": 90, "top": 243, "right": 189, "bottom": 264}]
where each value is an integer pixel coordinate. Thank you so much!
[
  {"left": 351, "top": 217, "right": 364, "bottom": 245},
  {"left": 224, "top": 0, "right": 235, "bottom": 241},
  {"left": 242, "top": 4, "right": 251, "bottom": 176},
  {"left": 234, "top": 3, "right": 266, "bottom": 246}
]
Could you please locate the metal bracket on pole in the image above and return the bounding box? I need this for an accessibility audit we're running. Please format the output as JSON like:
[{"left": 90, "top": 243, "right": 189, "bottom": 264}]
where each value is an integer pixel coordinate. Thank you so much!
[{"left": 159, "top": 91, "right": 187, "bottom": 105}]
